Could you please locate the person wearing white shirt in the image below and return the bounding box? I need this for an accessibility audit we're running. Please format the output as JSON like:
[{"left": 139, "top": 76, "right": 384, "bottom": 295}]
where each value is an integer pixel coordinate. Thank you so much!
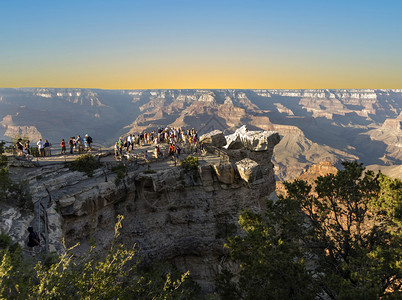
[{"left": 37, "top": 139, "right": 44, "bottom": 157}]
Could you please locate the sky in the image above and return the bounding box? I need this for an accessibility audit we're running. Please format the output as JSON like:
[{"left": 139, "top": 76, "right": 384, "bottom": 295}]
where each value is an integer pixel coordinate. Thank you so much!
[{"left": 1, "top": 0, "right": 402, "bottom": 89}]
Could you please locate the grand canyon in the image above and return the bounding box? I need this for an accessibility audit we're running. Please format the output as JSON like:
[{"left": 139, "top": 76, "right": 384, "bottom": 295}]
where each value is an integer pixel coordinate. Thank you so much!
[{"left": 1, "top": 88, "right": 401, "bottom": 180}]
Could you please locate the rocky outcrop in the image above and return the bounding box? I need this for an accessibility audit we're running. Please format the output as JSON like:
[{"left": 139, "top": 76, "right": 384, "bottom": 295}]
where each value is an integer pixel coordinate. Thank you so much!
[
  {"left": 382, "top": 119, "right": 401, "bottom": 130},
  {"left": 236, "top": 158, "right": 263, "bottom": 184},
  {"left": 276, "top": 161, "right": 339, "bottom": 196},
  {"left": 0, "top": 115, "right": 42, "bottom": 142},
  {"left": 199, "top": 130, "right": 227, "bottom": 148},
  {"left": 0, "top": 126, "right": 281, "bottom": 293},
  {"left": 224, "top": 125, "right": 281, "bottom": 152}
]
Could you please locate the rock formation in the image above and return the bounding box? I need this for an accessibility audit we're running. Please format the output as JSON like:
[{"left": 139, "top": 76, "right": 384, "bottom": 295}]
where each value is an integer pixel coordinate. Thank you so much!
[
  {"left": 0, "top": 88, "right": 401, "bottom": 179},
  {"left": 0, "top": 126, "right": 280, "bottom": 293},
  {"left": 276, "top": 161, "right": 339, "bottom": 196}
]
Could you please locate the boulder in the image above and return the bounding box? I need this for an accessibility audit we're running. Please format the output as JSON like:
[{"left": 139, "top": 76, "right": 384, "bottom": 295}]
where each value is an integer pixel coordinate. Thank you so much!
[
  {"left": 199, "top": 130, "right": 227, "bottom": 148},
  {"left": 224, "top": 125, "right": 281, "bottom": 152},
  {"left": 241, "top": 130, "right": 281, "bottom": 152},
  {"left": 236, "top": 158, "right": 263, "bottom": 184},
  {"left": 224, "top": 132, "right": 243, "bottom": 150},
  {"left": 212, "top": 163, "right": 235, "bottom": 184}
]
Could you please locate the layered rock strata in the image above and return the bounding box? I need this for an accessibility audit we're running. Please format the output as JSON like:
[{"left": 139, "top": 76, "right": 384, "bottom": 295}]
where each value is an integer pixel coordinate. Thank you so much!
[{"left": 1, "top": 127, "right": 280, "bottom": 293}]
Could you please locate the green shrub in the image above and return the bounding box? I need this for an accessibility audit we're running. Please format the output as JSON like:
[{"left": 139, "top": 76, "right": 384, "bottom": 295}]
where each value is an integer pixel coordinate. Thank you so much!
[
  {"left": 0, "top": 233, "right": 12, "bottom": 249},
  {"left": 70, "top": 153, "right": 99, "bottom": 177},
  {"left": 0, "top": 142, "right": 32, "bottom": 207},
  {"left": 111, "top": 164, "right": 126, "bottom": 185},
  {"left": 180, "top": 156, "right": 199, "bottom": 172},
  {"left": 0, "top": 215, "right": 199, "bottom": 299}
]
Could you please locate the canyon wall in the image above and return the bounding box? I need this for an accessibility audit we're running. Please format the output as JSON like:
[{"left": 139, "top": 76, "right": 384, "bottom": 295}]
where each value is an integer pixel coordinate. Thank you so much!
[{"left": 0, "top": 127, "right": 280, "bottom": 292}]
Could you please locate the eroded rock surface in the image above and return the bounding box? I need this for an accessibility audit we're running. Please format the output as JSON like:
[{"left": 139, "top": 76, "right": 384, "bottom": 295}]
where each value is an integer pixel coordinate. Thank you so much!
[
  {"left": 199, "top": 130, "right": 227, "bottom": 148},
  {"left": 0, "top": 126, "right": 280, "bottom": 293}
]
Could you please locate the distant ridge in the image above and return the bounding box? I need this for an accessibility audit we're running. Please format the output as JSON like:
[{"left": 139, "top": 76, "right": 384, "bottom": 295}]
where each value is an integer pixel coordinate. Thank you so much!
[{"left": 1, "top": 88, "right": 401, "bottom": 180}]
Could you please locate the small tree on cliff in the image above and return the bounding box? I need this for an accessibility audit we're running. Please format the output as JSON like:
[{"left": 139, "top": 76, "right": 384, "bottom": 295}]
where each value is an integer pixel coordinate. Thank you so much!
[
  {"left": 0, "top": 141, "right": 31, "bottom": 206},
  {"left": 0, "top": 215, "right": 199, "bottom": 299},
  {"left": 0, "top": 141, "right": 12, "bottom": 202},
  {"left": 218, "top": 161, "right": 402, "bottom": 299}
]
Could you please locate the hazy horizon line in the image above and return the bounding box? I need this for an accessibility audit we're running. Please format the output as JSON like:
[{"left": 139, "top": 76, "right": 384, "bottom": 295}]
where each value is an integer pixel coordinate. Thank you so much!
[{"left": 2, "top": 87, "right": 401, "bottom": 91}]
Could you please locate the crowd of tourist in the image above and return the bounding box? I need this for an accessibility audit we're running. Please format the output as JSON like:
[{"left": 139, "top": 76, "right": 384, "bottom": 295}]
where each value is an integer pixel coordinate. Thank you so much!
[
  {"left": 14, "top": 134, "right": 93, "bottom": 158},
  {"left": 13, "top": 127, "right": 200, "bottom": 163},
  {"left": 114, "top": 127, "right": 199, "bottom": 162}
]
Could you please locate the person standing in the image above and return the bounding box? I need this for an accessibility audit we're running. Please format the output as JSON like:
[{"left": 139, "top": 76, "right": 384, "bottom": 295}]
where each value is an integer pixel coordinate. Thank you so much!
[
  {"left": 27, "top": 226, "right": 40, "bottom": 256},
  {"left": 60, "top": 139, "right": 66, "bottom": 155},
  {"left": 144, "top": 150, "right": 149, "bottom": 163},
  {"left": 84, "top": 135, "right": 88, "bottom": 150},
  {"left": 69, "top": 137, "right": 74, "bottom": 154},
  {"left": 25, "top": 140, "right": 31, "bottom": 155},
  {"left": 37, "top": 139, "right": 44, "bottom": 157},
  {"left": 168, "top": 144, "right": 175, "bottom": 160},
  {"left": 175, "top": 144, "right": 181, "bottom": 159},
  {"left": 75, "top": 135, "right": 83, "bottom": 153},
  {"left": 44, "top": 139, "right": 51, "bottom": 157},
  {"left": 86, "top": 134, "right": 93, "bottom": 150},
  {"left": 15, "top": 138, "right": 24, "bottom": 156},
  {"left": 114, "top": 142, "right": 120, "bottom": 158},
  {"left": 130, "top": 134, "right": 135, "bottom": 150},
  {"left": 118, "top": 138, "right": 123, "bottom": 153}
]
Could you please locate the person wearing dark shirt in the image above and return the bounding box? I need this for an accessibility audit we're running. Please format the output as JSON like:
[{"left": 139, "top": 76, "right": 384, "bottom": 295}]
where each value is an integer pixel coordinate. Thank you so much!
[{"left": 27, "top": 226, "right": 40, "bottom": 256}]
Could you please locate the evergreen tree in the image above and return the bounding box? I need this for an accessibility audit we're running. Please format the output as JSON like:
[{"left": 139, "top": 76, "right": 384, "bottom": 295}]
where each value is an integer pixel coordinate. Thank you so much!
[{"left": 219, "top": 161, "right": 402, "bottom": 299}]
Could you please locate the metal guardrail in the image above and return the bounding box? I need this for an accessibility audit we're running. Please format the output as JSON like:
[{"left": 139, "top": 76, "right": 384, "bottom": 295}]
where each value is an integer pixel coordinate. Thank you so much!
[{"left": 1, "top": 139, "right": 107, "bottom": 158}]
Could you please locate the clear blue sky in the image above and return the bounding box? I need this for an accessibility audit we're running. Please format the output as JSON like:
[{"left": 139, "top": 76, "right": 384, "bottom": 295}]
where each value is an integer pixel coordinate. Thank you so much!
[{"left": 1, "top": 0, "right": 401, "bottom": 88}]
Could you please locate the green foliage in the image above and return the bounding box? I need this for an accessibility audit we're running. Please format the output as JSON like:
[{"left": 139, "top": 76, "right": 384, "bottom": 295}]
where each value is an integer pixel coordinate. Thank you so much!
[
  {"left": 70, "top": 153, "right": 99, "bottom": 177},
  {"left": 0, "top": 215, "right": 198, "bottom": 299},
  {"left": 219, "top": 161, "right": 402, "bottom": 300},
  {"left": 0, "top": 233, "right": 12, "bottom": 249},
  {"left": 218, "top": 199, "right": 316, "bottom": 299},
  {"left": 374, "top": 173, "right": 402, "bottom": 227},
  {"left": 180, "top": 156, "right": 199, "bottom": 172},
  {"left": 0, "top": 142, "right": 7, "bottom": 168},
  {"left": 0, "top": 142, "right": 31, "bottom": 207},
  {"left": 134, "top": 263, "right": 200, "bottom": 299},
  {"left": 111, "top": 164, "right": 126, "bottom": 185}
]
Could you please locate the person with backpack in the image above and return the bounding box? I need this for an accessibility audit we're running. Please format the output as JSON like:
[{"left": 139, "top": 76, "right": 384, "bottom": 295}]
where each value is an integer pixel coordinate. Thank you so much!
[
  {"left": 15, "top": 138, "right": 24, "bottom": 156},
  {"left": 27, "top": 226, "right": 40, "bottom": 255}
]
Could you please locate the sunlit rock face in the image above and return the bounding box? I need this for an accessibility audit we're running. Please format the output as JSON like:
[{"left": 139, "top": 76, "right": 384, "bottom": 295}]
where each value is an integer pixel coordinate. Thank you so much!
[
  {"left": 1, "top": 126, "right": 280, "bottom": 293},
  {"left": 199, "top": 130, "right": 227, "bottom": 148}
]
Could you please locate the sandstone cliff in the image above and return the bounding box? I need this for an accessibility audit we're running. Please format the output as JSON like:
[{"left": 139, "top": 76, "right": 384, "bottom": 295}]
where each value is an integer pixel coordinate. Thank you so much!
[{"left": 0, "top": 127, "right": 280, "bottom": 293}]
